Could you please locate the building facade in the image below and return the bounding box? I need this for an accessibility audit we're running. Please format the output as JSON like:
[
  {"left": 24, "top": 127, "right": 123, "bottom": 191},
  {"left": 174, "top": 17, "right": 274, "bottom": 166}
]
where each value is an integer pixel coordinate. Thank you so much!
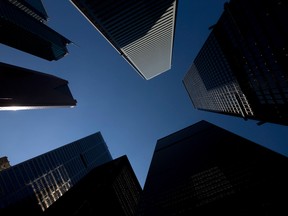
[
  {"left": 183, "top": 0, "right": 288, "bottom": 126},
  {"left": 0, "top": 62, "right": 77, "bottom": 111},
  {"left": 0, "top": 132, "right": 113, "bottom": 212},
  {"left": 137, "top": 120, "right": 288, "bottom": 215},
  {"left": 42, "top": 155, "right": 142, "bottom": 216},
  {"left": 0, "top": 0, "right": 71, "bottom": 61},
  {"left": 70, "top": 0, "right": 178, "bottom": 80},
  {"left": 183, "top": 34, "right": 254, "bottom": 121}
]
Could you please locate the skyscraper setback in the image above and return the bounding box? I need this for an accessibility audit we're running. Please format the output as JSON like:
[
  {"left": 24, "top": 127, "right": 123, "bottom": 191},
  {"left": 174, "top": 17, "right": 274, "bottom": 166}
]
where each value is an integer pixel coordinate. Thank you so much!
[
  {"left": 0, "top": 132, "right": 113, "bottom": 212},
  {"left": 137, "top": 120, "right": 288, "bottom": 215},
  {"left": 70, "top": 0, "right": 178, "bottom": 80},
  {"left": 183, "top": 0, "right": 288, "bottom": 126}
]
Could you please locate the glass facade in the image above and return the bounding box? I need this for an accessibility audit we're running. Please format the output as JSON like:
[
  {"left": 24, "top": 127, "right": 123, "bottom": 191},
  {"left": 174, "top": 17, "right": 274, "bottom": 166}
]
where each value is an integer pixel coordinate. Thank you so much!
[
  {"left": 42, "top": 155, "right": 142, "bottom": 216},
  {"left": 70, "top": 0, "right": 178, "bottom": 80},
  {"left": 183, "top": 0, "right": 288, "bottom": 126},
  {"left": 0, "top": 0, "right": 70, "bottom": 61},
  {"left": 183, "top": 33, "right": 254, "bottom": 119},
  {"left": 0, "top": 132, "right": 112, "bottom": 211},
  {"left": 7, "top": 0, "right": 48, "bottom": 22},
  {"left": 23, "top": 0, "right": 48, "bottom": 20},
  {"left": 0, "top": 62, "right": 77, "bottom": 110}
]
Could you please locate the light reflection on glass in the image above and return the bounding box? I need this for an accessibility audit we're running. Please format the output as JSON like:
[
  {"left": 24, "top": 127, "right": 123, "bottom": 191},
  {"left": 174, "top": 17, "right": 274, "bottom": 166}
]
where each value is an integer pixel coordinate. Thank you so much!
[
  {"left": 0, "top": 106, "right": 75, "bottom": 111},
  {"left": 28, "top": 165, "right": 72, "bottom": 211}
]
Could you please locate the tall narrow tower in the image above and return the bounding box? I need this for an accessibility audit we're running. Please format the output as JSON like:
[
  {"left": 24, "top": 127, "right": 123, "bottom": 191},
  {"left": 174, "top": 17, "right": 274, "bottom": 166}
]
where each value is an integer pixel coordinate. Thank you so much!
[{"left": 70, "top": 0, "right": 178, "bottom": 80}]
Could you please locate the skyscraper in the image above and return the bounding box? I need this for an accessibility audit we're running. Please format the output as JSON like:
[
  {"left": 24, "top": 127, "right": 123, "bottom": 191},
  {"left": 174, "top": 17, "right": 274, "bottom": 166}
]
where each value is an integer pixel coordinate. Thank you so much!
[
  {"left": 138, "top": 120, "right": 288, "bottom": 215},
  {"left": 0, "top": 0, "right": 71, "bottom": 61},
  {"left": 183, "top": 0, "right": 288, "bottom": 126},
  {"left": 70, "top": 0, "right": 178, "bottom": 80},
  {"left": 43, "top": 155, "right": 142, "bottom": 216},
  {"left": 0, "top": 132, "right": 113, "bottom": 212},
  {"left": 0, "top": 62, "right": 77, "bottom": 111}
]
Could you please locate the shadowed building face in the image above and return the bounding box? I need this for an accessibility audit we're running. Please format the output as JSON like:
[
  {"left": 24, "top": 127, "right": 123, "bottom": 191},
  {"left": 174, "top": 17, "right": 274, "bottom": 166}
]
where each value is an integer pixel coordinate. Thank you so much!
[
  {"left": 138, "top": 120, "right": 288, "bottom": 215},
  {"left": 0, "top": 62, "right": 77, "bottom": 110}
]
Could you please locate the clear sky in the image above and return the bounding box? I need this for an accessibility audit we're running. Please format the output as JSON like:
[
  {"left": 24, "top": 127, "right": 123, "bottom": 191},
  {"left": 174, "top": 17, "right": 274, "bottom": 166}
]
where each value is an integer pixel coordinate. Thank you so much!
[{"left": 1, "top": 0, "right": 287, "bottom": 188}]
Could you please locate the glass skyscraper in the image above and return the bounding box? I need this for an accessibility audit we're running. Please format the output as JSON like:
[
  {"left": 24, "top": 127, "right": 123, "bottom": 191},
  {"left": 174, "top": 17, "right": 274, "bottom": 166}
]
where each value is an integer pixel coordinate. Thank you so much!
[
  {"left": 183, "top": 33, "right": 254, "bottom": 120},
  {"left": 0, "top": 62, "right": 77, "bottom": 111},
  {"left": 0, "top": 0, "right": 71, "bottom": 61},
  {"left": 137, "top": 120, "right": 288, "bottom": 215},
  {"left": 0, "top": 132, "right": 112, "bottom": 212},
  {"left": 43, "top": 155, "right": 142, "bottom": 216},
  {"left": 183, "top": 0, "right": 288, "bottom": 126},
  {"left": 0, "top": 1, "right": 76, "bottom": 111},
  {"left": 70, "top": 0, "right": 178, "bottom": 80}
]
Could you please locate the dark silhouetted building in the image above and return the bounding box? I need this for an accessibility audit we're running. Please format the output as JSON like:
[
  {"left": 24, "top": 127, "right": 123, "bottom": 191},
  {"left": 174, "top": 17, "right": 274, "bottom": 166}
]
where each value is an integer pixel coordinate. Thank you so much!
[
  {"left": 70, "top": 0, "right": 178, "bottom": 80},
  {"left": 137, "top": 120, "right": 288, "bottom": 215},
  {"left": 0, "top": 156, "right": 11, "bottom": 171},
  {"left": 43, "top": 155, "right": 142, "bottom": 216},
  {"left": 0, "top": 132, "right": 113, "bottom": 212},
  {"left": 183, "top": 0, "right": 288, "bottom": 126},
  {"left": 0, "top": 62, "right": 77, "bottom": 110},
  {"left": 0, "top": 0, "right": 71, "bottom": 61}
]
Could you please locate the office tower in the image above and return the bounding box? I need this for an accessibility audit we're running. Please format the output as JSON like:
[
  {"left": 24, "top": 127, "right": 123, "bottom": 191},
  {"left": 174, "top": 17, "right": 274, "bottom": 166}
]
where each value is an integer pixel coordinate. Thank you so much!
[
  {"left": 0, "top": 156, "right": 11, "bottom": 171},
  {"left": 0, "top": 132, "right": 113, "bottom": 212},
  {"left": 0, "top": 62, "right": 77, "bottom": 110},
  {"left": 42, "top": 155, "right": 142, "bottom": 216},
  {"left": 70, "top": 0, "right": 178, "bottom": 80},
  {"left": 183, "top": 0, "right": 288, "bottom": 126},
  {"left": 137, "top": 120, "right": 288, "bottom": 215},
  {"left": 0, "top": 0, "right": 71, "bottom": 61}
]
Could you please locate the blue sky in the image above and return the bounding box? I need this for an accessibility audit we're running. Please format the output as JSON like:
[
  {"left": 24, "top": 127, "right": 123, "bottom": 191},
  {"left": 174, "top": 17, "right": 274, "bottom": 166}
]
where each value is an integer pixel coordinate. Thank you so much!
[{"left": 1, "top": 0, "right": 287, "bottom": 188}]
